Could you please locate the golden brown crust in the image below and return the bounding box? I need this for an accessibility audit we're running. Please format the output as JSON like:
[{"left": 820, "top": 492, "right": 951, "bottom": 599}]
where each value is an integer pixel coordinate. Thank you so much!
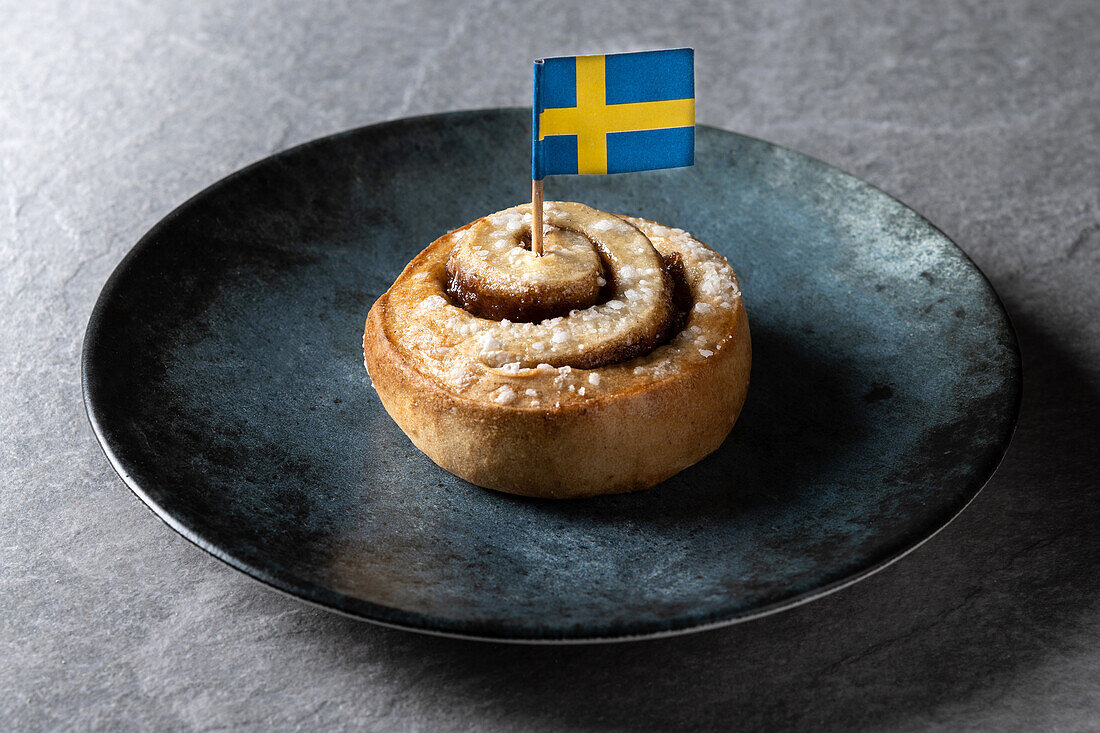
[{"left": 363, "top": 204, "right": 751, "bottom": 498}]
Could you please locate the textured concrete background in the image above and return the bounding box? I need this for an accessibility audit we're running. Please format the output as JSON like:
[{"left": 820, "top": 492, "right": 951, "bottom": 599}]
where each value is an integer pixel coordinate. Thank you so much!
[{"left": 2, "top": 0, "right": 1098, "bottom": 730}]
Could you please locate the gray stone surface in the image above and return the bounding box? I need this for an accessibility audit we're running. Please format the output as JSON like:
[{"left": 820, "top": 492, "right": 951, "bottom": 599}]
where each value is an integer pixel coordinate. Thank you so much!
[{"left": 1, "top": 0, "right": 1097, "bottom": 729}]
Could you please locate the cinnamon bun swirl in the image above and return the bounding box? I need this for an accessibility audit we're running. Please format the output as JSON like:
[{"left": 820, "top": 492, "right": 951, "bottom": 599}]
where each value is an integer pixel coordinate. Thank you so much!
[{"left": 363, "top": 202, "right": 750, "bottom": 498}]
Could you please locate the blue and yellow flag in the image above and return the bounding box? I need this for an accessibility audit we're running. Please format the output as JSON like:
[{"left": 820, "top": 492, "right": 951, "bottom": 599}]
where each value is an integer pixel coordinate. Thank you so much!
[{"left": 532, "top": 48, "right": 694, "bottom": 179}]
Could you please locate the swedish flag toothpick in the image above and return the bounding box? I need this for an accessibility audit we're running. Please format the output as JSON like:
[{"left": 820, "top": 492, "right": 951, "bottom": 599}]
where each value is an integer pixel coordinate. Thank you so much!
[{"left": 529, "top": 48, "right": 696, "bottom": 255}]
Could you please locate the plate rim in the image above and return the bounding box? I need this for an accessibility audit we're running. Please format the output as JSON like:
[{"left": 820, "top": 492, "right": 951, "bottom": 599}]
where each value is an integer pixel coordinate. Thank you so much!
[{"left": 81, "top": 107, "right": 1023, "bottom": 643}]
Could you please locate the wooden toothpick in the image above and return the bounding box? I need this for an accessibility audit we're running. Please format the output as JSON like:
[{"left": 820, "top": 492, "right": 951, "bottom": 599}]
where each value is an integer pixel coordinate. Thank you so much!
[{"left": 532, "top": 178, "right": 544, "bottom": 256}]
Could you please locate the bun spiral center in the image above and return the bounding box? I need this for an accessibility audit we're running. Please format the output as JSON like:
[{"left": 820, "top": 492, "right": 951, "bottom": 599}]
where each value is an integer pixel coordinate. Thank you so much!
[
  {"left": 442, "top": 202, "right": 676, "bottom": 370},
  {"left": 447, "top": 223, "right": 604, "bottom": 323}
]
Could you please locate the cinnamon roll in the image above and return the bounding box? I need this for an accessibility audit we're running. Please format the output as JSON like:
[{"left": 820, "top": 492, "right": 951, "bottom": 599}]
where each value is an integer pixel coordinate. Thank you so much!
[{"left": 363, "top": 202, "right": 750, "bottom": 498}]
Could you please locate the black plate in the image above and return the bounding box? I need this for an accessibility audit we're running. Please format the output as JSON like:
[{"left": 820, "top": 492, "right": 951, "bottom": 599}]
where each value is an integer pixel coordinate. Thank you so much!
[{"left": 82, "top": 109, "right": 1020, "bottom": 642}]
